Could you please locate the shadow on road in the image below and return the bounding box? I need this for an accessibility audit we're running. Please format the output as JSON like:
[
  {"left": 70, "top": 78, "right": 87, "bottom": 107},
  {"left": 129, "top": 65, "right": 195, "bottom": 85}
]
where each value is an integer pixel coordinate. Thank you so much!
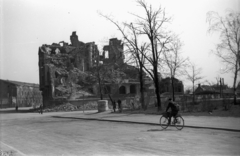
[
  {"left": 84, "top": 112, "right": 101, "bottom": 115},
  {"left": 0, "top": 108, "right": 36, "bottom": 114},
  {"left": 51, "top": 116, "right": 151, "bottom": 126},
  {"left": 84, "top": 112, "right": 133, "bottom": 118},
  {"left": 147, "top": 129, "right": 175, "bottom": 132},
  {"left": 147, "top": 129, "right": 163, "bottom": 132}
]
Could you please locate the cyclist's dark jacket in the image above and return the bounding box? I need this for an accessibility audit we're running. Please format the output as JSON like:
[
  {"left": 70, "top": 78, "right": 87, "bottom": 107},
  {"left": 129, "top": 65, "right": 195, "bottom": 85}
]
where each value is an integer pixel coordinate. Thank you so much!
[{"left": 166, "top": 101, "right": 178, "bottom": 112}]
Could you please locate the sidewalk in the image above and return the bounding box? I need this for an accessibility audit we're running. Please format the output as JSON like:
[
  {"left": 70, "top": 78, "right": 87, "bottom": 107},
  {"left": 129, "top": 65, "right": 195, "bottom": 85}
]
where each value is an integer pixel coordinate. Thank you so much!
[{"left": 54, "top": 110, "right": 240, "bottom": 132}]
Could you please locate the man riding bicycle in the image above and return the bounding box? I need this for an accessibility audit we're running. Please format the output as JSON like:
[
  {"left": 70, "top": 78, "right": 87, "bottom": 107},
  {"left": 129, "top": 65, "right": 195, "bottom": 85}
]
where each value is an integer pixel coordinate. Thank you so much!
[{"left": 166, "top": 98, "right": 179, "bottom": 125}]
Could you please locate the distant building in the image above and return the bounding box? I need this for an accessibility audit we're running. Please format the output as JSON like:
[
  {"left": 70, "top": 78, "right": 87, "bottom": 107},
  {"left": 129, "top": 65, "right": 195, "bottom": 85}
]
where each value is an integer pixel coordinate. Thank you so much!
[
  {"left": 0, "top": 79, "right": 42, "bottom": 108},
  {"left": 96, "top": 64, "right": 153, "bottom": 98},
  {"left": 195, "top": 84, "right": 216, "bottom": 94},
  {"left": 194, "top": 83, "right": 240, "bottom": 98},
  {"left": 157, "top": 77, "right": 184, "bottom": 102},
  {"left": 159, "top": 77, "right": 184, "bottom": 94}
]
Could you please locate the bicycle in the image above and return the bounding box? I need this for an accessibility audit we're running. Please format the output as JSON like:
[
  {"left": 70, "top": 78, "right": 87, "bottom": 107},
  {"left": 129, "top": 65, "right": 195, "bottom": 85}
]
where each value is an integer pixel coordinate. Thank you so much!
[{"left": 159, "top": 112, "right": 184, "bottom": 130}]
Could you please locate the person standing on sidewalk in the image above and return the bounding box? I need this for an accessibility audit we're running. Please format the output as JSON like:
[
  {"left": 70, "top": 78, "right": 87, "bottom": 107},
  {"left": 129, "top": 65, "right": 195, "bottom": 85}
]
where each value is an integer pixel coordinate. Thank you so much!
[
  {"left": 15, "top": 105, "right": 18, "bottom": 112},
  {"left": 130, "top": 99, "right": 134, "bottom": 111},
  {"left": 39, "top": 104, "right": 43, "bottom": 114},
  {"left": 117, "top": 99, "right": 122, "bottom": 113},
  {"left": 112, "top": 100, "right": 116, "bottom": 112}
]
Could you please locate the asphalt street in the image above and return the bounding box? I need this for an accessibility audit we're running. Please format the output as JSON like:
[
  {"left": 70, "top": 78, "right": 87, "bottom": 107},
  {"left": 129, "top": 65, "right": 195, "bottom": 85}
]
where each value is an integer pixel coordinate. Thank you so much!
[{"left": 0, "top": 109, "right": 240, "bottom": 156}]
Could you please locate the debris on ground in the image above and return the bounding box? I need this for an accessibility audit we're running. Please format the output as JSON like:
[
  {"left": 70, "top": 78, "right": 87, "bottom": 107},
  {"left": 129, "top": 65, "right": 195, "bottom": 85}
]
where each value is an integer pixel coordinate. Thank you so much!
[
  {"left": 0, "top": 150, "right": 15, "bottom": 156},
  {"left": 43, "top": 103, "right": 78, "bottom": 112},
  {"left": 41, "top": 102, "right": 98, "bottom": 112}
]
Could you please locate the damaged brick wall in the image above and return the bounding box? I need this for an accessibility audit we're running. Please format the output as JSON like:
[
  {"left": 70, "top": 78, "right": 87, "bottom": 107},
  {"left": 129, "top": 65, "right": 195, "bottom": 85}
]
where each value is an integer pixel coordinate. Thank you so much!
[
  {"left": 39, "top": 32, "right": 99, "bottom": 107},
  {"left": 101, "top": 38, "right": 124, "bottom": 64}
]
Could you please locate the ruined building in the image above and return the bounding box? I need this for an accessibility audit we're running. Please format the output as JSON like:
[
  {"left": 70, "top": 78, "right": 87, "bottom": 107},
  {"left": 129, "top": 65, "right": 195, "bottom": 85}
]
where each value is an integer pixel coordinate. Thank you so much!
[
  {"left": 101, "top": 38, "right": 124, "bottom": 65},
  {"left": 69, "top": 32, "right": 100, "bottom": 70},
  {"left": 38, "top": 32, "right": 128, "bottom": 106},
  {"left": 39, "top": 32, "right": 186, "bottom": 107}
]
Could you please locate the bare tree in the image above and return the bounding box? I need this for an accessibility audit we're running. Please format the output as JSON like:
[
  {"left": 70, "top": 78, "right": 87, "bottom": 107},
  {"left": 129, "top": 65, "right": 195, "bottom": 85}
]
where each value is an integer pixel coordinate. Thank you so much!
[
  {"left": 185, "top": 62, "right": 203, "bottom": 103},
  {"left": 133, "top": 0, "right": 172, "bottom": 111},
  {"left": 207, "top": 10, "right": 240, "bottom": 105},
  {"left": 162, "top": 35, "right": 188, "bottom": 101},
  {"left": 89, "top": 62, "right": 125, "bottom": 102},
  {"left": 102, "top": 64, "right": 126, "bottom": 102},
  {"left": 100, "top": 0, "right": 173, "bottom": 111},
  {"left": 99, "top": 13, "right": 149, "bottom": 110},
  {"left": 123, "top": 30, "right": 149, "bottom": 110}
]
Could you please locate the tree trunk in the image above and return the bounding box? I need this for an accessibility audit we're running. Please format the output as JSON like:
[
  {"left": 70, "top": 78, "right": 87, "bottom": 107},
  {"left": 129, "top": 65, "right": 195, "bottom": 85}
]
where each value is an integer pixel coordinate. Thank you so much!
[
  {"left": 233, "top": 88, "right": 237, "bottom": 105},
  {"left": 139, "top": 65, "right": 145, "bottom": 110},
  {"left": 97, "top": 72, "right": 103, "bottom": 100},
  {"left": 233, "top": 68, "right": 238, "bottom": 105},
  {"left": 108, "top": 93, "right": 113, "bottom": 103},
  {"left": 102, "top": 85, "right": 113, "bottom": 103},
  {"left": 171, "top": 76, "right": 175, "bottom": 101},
  {"left": 153, "top": 65, "right": 161, "bottom": 111},
  {"left": 192, "top": 82, "right": 195, "bottom": 104}
]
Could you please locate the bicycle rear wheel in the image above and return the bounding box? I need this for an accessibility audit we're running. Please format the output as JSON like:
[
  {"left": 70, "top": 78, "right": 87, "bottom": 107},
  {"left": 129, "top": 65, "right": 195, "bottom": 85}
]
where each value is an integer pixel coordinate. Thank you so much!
[
  {"left": 174, "top": 116, "right": 184, "bottom": 130},
  {"left": 159, "top": 116, "right": 169, "bottom": 129}
]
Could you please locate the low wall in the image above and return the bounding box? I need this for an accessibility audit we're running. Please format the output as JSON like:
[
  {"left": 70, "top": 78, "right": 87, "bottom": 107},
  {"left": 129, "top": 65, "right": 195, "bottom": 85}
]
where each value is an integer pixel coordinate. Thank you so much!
[
  {"left": 178, "top": 98, "right": 239, "bottom": 112},
  {"left": 68, "top": 98, "right": 101, "bottom": 106},
  {"left": 67, "top": 97, "right": 134, "bottom": 110},
  {"left": 53, "top": 96, "right": 239, "bottom": 111},
  {"left": 145, "top": 96, "right": 239, "bottom": 111}
]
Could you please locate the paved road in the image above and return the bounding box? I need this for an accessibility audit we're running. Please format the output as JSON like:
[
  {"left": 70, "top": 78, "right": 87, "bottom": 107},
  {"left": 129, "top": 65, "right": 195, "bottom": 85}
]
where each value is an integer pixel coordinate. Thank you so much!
[
  {"left": 58, "top": 110, "right": 240, "bottom": 132},
  {"left": 0, "top": 109, "right": 240, "bottom": 156}
]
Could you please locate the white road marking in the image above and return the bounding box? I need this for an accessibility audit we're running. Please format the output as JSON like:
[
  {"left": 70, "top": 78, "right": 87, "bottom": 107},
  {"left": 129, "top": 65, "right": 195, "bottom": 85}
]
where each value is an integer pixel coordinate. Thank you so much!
[{"left": 0, "top": 141, "right": 27, "bottom": 156}]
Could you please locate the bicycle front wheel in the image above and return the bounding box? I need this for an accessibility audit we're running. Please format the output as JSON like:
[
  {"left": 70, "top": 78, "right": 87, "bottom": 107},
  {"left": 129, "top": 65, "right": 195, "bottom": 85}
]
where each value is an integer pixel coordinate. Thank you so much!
[
  {"left": 174, "top": 116, "right": 184, "bottom": 130},
  {"left": 159, "top": 116, "right": 169, "bottom": 129}
]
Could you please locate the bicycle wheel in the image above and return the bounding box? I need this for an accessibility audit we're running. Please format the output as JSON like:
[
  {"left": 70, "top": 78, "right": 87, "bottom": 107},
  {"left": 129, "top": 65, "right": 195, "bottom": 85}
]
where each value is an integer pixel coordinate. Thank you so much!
[
  {"left": 159, "top": 116, "right": 169, "bottom": 129},
  {"left": 174, "top": 116, "right": 184, "bottom": 130}
]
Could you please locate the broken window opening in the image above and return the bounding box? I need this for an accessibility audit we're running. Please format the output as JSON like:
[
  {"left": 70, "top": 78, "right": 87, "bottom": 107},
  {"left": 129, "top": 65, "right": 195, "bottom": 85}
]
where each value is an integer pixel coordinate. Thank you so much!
[
  {"left": 104, "top": 50, "right": 109, "bottom": 59},
  {"left": 70, "top": 58, "right": 75, "bottom": 63},
  {"left": 119, "top": 86, "right": 126, "bottom": 94},
  {"left": 55, "top": 48, "right": 60, "bottom": 54},
  {"left": 130, "top": 85, "right": 136, "bottom": 94}
]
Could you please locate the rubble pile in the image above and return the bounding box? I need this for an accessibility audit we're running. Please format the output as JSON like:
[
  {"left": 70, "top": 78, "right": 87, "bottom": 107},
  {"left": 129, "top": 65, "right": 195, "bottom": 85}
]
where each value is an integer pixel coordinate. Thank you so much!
[
  {"left": 43, "top": 103, "right": 79, "bottom": 112},
  {"left": 42, "top": 102, "right": 98, "bottom": 112},
  {"left": 76, "top": 101, "right": 98, "bottom": 110}
]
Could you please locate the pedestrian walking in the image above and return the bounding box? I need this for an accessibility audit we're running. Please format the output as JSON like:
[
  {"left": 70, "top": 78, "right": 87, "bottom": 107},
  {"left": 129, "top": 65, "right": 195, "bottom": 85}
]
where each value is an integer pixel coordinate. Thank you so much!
[
  {"left": 112, "top": 100, "right": 116, "bottom": 112},
  {"left": 117, "top": 99, "right": 122, "bottom": 113},
  {"left": 130, "top": 99, "right": 134, "bottom": 111},
  {"left": 39, "top": 104, "right": 43, "bottom": 114}
]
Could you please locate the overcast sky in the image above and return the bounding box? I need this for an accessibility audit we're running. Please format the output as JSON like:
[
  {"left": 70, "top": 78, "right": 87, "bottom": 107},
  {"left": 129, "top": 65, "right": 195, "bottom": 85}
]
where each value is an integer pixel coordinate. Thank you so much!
[{"left": 1, "top": 0, "right": 239, "bottom": 89}]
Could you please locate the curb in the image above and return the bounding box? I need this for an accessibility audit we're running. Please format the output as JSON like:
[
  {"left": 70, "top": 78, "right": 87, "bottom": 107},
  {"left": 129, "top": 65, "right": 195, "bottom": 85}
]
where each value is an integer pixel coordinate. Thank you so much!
[{"left": 51, "top": 116, "right": 240, "bottom": 132}]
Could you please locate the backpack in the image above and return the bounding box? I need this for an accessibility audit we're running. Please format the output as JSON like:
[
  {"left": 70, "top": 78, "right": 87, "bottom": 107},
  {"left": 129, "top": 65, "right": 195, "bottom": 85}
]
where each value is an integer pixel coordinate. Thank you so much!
[{"left": 173, "top": 102, "right": 180, "bottom": 111}]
